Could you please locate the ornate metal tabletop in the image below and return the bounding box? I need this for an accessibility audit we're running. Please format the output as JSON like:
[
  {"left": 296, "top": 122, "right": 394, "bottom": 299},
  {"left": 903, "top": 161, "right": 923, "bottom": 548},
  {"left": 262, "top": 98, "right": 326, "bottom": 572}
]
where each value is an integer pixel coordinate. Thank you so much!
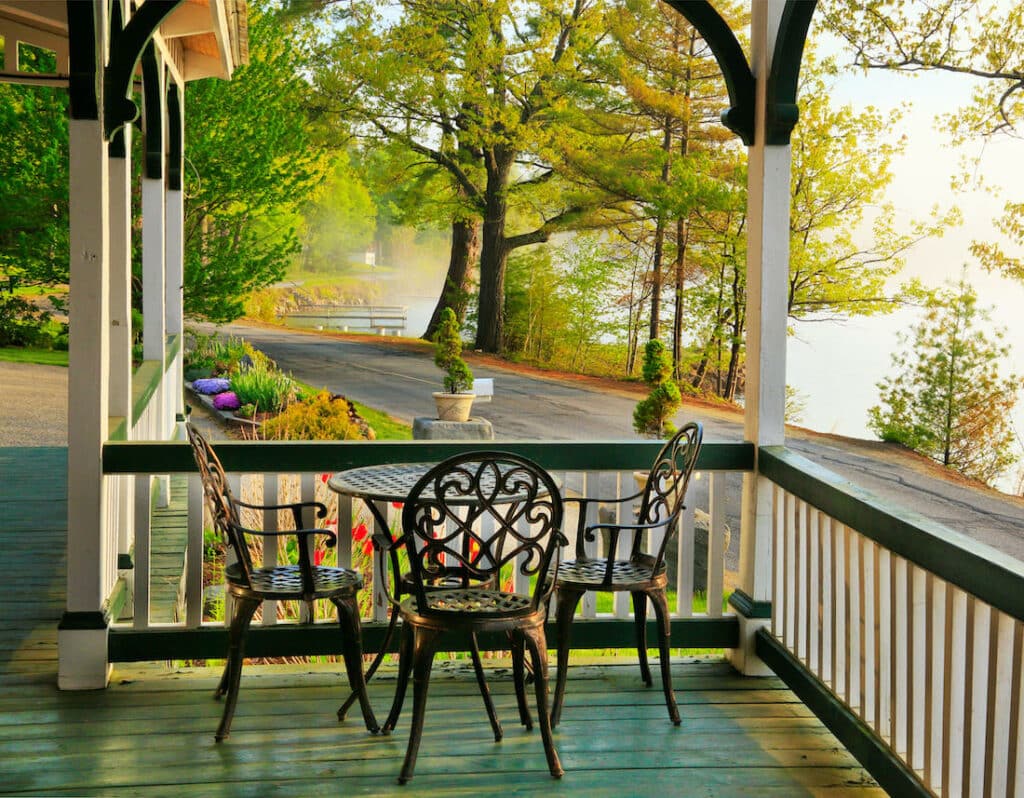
[
  {"left": 328, "top": 461, "right": 552, "bottom": 505},
  {"left": 327, "top": 463, "right": 436, "bottom": 504}
]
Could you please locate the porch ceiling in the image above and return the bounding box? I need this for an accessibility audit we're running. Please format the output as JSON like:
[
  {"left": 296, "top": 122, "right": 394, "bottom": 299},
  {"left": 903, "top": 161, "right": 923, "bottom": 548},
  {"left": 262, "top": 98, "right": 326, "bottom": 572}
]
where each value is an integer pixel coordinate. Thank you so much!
[{"left": 0, "top": 0, "right": 248, "bottom": 85}]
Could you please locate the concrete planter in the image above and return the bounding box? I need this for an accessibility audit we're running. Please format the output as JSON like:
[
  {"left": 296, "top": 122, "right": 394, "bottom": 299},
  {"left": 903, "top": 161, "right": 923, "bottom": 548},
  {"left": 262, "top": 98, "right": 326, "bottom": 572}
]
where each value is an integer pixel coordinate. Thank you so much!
[{"left": 432, "top": 391, "right": 475, "bottom": 422}]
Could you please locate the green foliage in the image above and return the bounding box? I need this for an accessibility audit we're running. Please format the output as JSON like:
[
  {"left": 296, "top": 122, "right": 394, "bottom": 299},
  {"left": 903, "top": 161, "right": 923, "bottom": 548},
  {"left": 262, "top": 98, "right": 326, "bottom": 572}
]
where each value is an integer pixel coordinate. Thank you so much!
[
  {"left": 0, "top": 294, "right": 64, "bottom": 348},
  {"left": 261, "top": 391, "right": 368, "bottom": 440},
  {"left": 183, "top": 10, "right": 330, "bottom": 322},
  {"left": 0, "top": 52, "right": 69, "bottom": 291},
  {"left": 184, "top": 332, "right": 253, "bottom": 374},
  {"left": 433, "top": 307, "right": 473, "bottom": 393},
  {"left": 229, "top": 359, "right": 297, "bottom": 413},
  {"left": 633, "top": 340, "right": 681, "bottom": 437},
  {"left": 868, "top": 278, "right": 1020, "bottom": 486},
  {"left": 301, "top": 151, "right": 377, "bottom": 273}
]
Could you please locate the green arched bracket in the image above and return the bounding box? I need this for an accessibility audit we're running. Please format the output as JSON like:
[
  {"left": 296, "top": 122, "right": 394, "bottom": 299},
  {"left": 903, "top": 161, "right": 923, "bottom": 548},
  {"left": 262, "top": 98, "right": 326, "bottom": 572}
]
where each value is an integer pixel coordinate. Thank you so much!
[
  {"left": 167, "top": 84, "right": 183, "bottom": 191},
  {"left": 665, "top": 0, "right": 817, "bottom": 146},
  {"left": 104, "top": 0, "right": 182, "bottom": 140},
  {"left": 141, "top": 42, "right": 163, "bottom": 179},
  {"left": 67, "top": 0, "right": 99, "bottom": 121},
  {"left": 664, "top": 0, "right": 755, "bottom": 144},
  {"left": 767, "top": 0, "right": 817, "bottom": 145}
]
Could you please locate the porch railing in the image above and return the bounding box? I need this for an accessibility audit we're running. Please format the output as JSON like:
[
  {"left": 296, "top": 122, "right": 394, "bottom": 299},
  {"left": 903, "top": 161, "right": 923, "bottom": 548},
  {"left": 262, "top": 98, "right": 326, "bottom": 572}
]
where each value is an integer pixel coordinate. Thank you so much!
[
  {"left": 758, "top": 446, "right": 1024, "bottom": 798},
  {"left": 102, "top": 440, "right": 752, "bottom": 660}
]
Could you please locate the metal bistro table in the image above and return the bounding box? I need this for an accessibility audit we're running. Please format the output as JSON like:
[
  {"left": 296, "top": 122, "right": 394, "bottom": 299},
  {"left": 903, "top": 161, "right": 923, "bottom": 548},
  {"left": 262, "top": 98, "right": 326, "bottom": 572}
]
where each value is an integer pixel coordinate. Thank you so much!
[{"left": 327, "top": 461, "right": 553, "bottom": 724}]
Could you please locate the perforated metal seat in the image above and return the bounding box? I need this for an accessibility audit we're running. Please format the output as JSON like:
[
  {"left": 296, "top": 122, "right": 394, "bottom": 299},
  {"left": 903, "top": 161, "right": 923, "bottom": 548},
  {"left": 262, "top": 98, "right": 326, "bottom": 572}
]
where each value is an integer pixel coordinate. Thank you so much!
[
  {"left": 227, "top": 563, "right": 363, "bottom": 598},
  {"left": 404, "top": 588, "right": 533, "bottom": 617},
  {"left": 551, "top": 422, "right": 703, "bottom": 728},
  {"left": 187, "top": 423, "right": 378, "bottom": 741}
]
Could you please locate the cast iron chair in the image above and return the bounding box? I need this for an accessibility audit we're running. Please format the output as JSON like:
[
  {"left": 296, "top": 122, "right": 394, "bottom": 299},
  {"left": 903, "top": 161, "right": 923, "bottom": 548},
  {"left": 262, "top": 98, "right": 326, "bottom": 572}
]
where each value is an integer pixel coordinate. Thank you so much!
[
  {"left": 186, "top": 423, "right": 378, "bottom": 740},
  {"left": 376, "top": 452, "right": 565, "bottom": 783},
  {"left": 550, "top": 421, "right": 703, "bottom": 727}
]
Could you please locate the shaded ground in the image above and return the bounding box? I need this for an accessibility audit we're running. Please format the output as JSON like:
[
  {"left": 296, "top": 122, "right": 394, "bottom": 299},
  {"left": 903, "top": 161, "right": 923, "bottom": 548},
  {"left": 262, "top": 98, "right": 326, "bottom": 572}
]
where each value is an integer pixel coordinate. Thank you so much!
[{"left": 0, "top": 361, "right": 68, "bottom": 446}]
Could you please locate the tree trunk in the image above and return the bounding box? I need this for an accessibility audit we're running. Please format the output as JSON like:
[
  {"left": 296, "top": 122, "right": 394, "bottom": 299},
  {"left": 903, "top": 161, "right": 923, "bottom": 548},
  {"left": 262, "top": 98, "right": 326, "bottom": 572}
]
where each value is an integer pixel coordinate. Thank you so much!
[
  {"left": 671, "top": 217, "right": 688, "bottom": 380},
  {"left": 649, "top": 215, "right": 665, "bottom": 340},
  {"left": 474, "top": 149, "right": 513, "bottom": 353},
  {"left": 423, "top": 216, "right": 480, "bottom": 340}
]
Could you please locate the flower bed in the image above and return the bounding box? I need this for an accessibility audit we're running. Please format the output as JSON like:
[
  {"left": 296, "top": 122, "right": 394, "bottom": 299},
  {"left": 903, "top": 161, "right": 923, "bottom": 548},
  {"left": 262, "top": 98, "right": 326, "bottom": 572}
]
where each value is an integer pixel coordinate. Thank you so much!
[{"left": 183, "top": 331, "right": 373, "bottom": 440}]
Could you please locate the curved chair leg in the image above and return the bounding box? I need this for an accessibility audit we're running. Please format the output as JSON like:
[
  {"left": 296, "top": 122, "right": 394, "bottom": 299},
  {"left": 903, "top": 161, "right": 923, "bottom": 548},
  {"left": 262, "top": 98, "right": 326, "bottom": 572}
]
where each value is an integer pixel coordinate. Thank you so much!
[
  {"left": 648, "top": 587, "right": 680, "bottom": 725},
  {"left": 398, "top": 625, "right": 442, "bottom": 785},
  {"left": 332, "top": 596, "right": 379, "bottom": 734},
  {"left": 338, "top": 603, "right": 401, "bottom": 721},
  {"left": 383, "top": 621, "right": 415, "bottom": 734},
  {"left": 510, "top": 631, "right": 532, "bottom": 730},
  {"left": 522, "top": 624, "right": 563, "bottom": 779},
  {"left": 550, "top": 587, "right": 584, "bottom": 728},
  {"left": 214, "top": 659, "right": 230, "bottom": 700},
  {"left": 469, "top": 633, "right": 502, "bottom": 741},
  {"left": 215, "top": 596, "right": 260, "bottom": 742},
  {"left": 632, "top": 591, "right": 652, "bottom": 687}
]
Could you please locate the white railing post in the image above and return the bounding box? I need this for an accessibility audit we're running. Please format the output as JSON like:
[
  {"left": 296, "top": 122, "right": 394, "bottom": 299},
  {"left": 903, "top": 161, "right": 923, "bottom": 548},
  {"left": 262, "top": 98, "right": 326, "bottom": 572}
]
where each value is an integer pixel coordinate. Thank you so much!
[{"left": 731, "top": 0, "right": 790, "bottom": 677}]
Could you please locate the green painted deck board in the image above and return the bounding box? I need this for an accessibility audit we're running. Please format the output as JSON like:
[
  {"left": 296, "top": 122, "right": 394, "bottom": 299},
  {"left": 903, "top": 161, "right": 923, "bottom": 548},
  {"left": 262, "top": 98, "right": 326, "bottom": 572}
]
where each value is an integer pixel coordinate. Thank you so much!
[{"left": 0, "top": 447, "right": 881, "bottom": 796}]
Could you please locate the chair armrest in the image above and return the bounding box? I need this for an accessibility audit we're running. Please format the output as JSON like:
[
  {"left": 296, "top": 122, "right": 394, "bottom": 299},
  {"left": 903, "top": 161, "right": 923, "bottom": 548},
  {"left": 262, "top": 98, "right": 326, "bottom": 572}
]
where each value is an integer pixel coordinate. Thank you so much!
[
  {"left": 563, "top": 490, "right": 644, "bottom": 510},
  {"left": 230, "top": 522, "right": 338, "bottom": 547},
  {"left": 232, "top": 498, "right": 328, "bottom": 530},
  {"left": 579, "top": 516, "right": 674, "bottom": 583}
]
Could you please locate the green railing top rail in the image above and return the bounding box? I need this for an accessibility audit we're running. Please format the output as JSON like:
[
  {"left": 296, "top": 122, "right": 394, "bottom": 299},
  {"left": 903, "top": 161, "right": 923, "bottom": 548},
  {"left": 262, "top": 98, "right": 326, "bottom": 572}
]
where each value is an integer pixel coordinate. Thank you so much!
[
  {"left": 102, "top": 439, "right": 754, "bottom": 474},
  {"left": 760, "top": 445, "right": 1024, "bottom": 624}
]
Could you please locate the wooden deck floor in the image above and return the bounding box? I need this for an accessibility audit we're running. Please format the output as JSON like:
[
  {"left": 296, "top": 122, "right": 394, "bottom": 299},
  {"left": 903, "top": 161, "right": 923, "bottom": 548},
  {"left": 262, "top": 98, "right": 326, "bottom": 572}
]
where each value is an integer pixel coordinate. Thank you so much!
[{"left": 0, "top": 447, "right": 884, "bottom": 797}]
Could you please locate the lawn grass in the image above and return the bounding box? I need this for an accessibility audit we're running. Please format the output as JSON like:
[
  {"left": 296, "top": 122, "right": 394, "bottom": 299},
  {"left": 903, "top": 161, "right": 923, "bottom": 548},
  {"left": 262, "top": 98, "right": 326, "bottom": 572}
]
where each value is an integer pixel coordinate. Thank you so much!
[
  {"left": 0, "top": 346, "right": 68, "bottom": 366},
  {"left": 353, "top": 399, "right": 412, "bottom": 440}
]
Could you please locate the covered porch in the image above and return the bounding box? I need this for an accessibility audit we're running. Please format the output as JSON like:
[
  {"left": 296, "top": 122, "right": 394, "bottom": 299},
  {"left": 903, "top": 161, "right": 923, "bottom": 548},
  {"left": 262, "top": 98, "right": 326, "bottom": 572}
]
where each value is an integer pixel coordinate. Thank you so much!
[
  {"left": 3, "top": 448, "right": 882, "bottom": 796},
  {"left": 1, "top": 0, "right": 1023, "bottom": 796}
]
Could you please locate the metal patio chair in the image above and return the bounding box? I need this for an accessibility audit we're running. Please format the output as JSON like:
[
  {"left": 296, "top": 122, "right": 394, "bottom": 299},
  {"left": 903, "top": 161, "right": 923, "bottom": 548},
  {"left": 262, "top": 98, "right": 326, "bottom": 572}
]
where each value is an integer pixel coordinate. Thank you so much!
[
  {"left": 185, "top": 423, "right": 378, "bottom": 740},
  {"left": 375, "top": 452, "right": 565, "bottom": 783},
  {"left": 550, "top": 421, "right": 703, "bottom": 727}
]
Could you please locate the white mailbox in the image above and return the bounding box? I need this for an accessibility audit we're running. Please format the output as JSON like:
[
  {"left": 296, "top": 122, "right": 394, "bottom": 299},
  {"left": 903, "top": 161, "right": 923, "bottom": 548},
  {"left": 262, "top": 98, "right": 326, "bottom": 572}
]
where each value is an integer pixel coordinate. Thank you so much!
[{"left": 472, "top": 378, "right": 494, "bottom": 403}]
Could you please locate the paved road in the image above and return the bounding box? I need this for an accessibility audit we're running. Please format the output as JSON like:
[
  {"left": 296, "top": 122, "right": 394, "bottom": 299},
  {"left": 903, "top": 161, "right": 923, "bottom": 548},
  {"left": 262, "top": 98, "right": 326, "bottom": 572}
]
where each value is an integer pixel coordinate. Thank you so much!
[{"left": 217, "top": 322, "right": 1024, "bottom": 564}]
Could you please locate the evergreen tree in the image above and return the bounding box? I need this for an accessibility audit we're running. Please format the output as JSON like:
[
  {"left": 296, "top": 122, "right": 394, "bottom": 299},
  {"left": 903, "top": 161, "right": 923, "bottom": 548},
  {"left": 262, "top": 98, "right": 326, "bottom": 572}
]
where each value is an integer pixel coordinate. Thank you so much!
[{"left": 868, "top": 278, "right": 1019, "bottom": 485}]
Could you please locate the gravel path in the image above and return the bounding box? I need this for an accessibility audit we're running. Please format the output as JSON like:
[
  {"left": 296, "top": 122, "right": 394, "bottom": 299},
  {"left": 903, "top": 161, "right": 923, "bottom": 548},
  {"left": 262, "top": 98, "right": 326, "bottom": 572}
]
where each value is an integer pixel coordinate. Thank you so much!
[{"left": 0, "top": 362, "right": 68, "bottom": 445}]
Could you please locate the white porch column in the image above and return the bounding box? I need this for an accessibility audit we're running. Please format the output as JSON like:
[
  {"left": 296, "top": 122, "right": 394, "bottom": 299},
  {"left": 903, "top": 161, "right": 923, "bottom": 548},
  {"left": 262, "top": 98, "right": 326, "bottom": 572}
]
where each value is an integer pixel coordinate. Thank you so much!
[
  {"left": 109, "top": 127, "right": 135, "bottom": 620},
  {"left": 165, "top": 85, "right": 185, "bottom": 422},
  {"left": 141, "top": 65, "right": 166, "bottom": 365},
  {"left": 731, "top": 0, "right": 790, "bottom": 676},
  {"left": 59, "top": 117, "right": 113, "bottom": 689}
]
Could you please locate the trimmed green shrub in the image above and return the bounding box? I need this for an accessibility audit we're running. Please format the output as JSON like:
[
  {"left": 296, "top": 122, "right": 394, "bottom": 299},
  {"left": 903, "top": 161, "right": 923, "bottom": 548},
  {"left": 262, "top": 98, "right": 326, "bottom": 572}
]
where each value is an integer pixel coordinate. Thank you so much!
[
  {"left": 633, "top": 340, "right": 681, "bottom": 437},
  {"left": 433, "top": 307, "right": 473, "bottom": 393}
]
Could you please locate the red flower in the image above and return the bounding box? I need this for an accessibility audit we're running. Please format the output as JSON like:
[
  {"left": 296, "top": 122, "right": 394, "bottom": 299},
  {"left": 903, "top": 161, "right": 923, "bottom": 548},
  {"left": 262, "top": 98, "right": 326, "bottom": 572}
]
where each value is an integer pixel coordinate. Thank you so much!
[
  {"left": 352, "top": 522, "right": 369, "bottom": 542},
  {"left": 362, "top": 539, "right": 374, "bottom": 556},
  {"left": 320, "top": 473, "right": 330, "bottom": 484},
  {"left": 314, "top": 549, "right": 325, "bottom": 566},
  {"left": 391, "top": 501, "right": 403, "bottom": 509}
]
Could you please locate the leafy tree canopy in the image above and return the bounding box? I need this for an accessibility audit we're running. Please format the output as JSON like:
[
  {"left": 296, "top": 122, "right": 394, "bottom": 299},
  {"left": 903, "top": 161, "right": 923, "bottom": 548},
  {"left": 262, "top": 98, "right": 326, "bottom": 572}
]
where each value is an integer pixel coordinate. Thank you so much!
[
  {"left": 868, "top": 276, "right": 1019, "bottom": 485},
  {"left": 183, "top": 7, "right": 330, "bottom": 322}
]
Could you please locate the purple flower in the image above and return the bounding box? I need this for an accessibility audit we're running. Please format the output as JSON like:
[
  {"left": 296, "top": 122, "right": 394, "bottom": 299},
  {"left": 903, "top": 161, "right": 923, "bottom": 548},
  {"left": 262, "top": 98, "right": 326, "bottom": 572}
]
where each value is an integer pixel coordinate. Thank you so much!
[
  {"left": 212, "top": 391, "right": 241, "bottom": 411},
  {"left": 192, "top": 377, "right": 231, "bottom": 395}
]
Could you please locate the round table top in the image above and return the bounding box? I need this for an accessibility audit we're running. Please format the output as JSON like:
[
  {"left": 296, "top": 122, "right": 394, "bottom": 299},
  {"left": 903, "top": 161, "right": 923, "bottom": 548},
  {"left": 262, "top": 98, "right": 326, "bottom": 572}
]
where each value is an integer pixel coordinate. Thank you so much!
[
  {"left": 327, "top": 463, "right": 436, "bottom": 504},
  {"left": 327, "top": 462, "right": 555, "bottom": 505}
]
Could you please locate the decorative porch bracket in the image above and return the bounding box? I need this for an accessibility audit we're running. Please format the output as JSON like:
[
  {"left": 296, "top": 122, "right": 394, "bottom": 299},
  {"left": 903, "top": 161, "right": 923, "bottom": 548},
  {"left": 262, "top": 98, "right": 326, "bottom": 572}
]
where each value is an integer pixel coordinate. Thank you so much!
[
  {"left": 664, "top": 0, "right": 817, "bottom": 146},
  {"left": 167, "top": 84, "right": 183, "bottom": 190},
  {"left": 104, "top": 0, "right": 181, "bottom": 141},
  {"left": 141, "top": 42, "right": 163, "bottom": 179}
]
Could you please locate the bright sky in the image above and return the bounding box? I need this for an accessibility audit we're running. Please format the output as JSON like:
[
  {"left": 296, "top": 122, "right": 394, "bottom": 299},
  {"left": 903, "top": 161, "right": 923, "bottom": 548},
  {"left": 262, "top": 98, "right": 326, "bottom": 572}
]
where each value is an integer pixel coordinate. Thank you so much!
[{"left": 786, "top": 30, "right": 1024, "bottom": 491}]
